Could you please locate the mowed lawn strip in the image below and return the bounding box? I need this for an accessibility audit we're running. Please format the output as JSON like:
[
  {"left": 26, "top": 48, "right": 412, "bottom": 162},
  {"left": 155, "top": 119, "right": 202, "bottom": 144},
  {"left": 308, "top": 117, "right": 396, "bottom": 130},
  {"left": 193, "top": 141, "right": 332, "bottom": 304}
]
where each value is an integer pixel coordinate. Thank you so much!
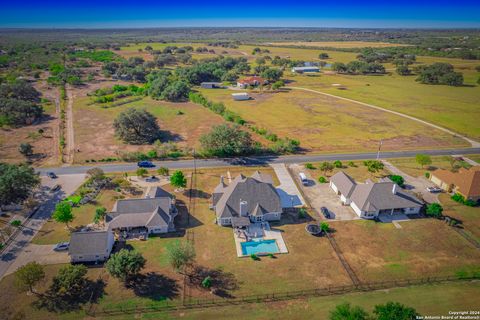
[
  {"left": 199, "top": 88, "right": 467, "bottom": 153},
  {"left": 330, "top": 219, "right": 480, "bottom": 282}
]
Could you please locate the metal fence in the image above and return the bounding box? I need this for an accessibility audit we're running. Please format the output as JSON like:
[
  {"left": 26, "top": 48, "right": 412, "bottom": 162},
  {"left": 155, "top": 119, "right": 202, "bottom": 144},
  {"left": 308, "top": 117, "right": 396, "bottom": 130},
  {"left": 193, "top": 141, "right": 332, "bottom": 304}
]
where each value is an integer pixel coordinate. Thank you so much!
[{"left": 88, "top": 274, "right": 479, "bottom": 317}]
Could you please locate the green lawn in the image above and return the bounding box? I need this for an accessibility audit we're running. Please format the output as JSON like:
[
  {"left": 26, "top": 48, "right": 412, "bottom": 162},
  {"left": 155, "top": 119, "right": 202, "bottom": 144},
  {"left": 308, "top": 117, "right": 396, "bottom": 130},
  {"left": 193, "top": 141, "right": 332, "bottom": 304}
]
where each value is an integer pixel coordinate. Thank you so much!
[{"left": 199, "top": 88, "right": 467, "bottom": 153}]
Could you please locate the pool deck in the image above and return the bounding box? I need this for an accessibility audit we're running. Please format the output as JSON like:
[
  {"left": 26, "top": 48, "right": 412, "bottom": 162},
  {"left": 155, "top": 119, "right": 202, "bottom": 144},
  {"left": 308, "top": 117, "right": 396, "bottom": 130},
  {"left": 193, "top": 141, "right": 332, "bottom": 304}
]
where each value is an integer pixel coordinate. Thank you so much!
[{"left": 233, "top": 223, "right": 289, "bottom": 257}]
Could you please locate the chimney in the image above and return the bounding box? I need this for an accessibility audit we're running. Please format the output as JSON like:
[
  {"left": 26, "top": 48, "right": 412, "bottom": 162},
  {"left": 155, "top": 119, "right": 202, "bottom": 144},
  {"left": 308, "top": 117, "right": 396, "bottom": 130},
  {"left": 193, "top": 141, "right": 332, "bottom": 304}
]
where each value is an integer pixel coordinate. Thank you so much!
[
  {"left": 220, "top": 176, "right": 224, "bottom": 185},
  {"left": 240, "top": 200, "right": 248, "bottom": 217},
  {"left": 392, "top": 184, "right": 397, "bottom": 194}
]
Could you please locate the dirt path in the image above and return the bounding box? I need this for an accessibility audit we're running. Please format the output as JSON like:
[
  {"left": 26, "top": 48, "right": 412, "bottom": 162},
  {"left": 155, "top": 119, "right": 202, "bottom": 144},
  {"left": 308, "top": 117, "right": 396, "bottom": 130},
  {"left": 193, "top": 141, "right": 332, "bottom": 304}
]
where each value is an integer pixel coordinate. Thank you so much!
[
  {"left": 64, "top": 86, "right": 75, "bottom": 164},
  {"left": 288, "top": 86, "right": 480, "bottom": 148}
]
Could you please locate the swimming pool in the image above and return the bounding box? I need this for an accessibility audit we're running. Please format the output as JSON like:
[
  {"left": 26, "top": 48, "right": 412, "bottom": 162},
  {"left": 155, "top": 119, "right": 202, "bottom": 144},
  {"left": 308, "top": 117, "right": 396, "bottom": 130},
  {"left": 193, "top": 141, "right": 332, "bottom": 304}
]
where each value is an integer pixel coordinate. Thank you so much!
[{"left": 241, "top": 239, "right": 279, "bottom": 256}]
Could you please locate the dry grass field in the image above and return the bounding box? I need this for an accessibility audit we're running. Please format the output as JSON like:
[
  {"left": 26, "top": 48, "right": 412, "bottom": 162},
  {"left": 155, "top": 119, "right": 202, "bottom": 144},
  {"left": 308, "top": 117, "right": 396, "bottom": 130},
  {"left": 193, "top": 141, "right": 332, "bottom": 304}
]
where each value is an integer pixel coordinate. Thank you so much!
[
  {"left": 439, "top": 193, "right": 480, "bottom": 242},
  {"left": 331, "top": 219, "right": 480, "bottom": 282},
  {"left": 265, "top": 41, "right": 410, "bottom": 48},
  {"left": 387, "top": 156, "right": 471, "bottom": 177},
  {"left": 73, "top": 94, "right": 228, "bottom": 163},
  {"left": 199, "top": 88, "right": 467, "bottom": 153},
  {"left": 300, "top": 160, "right": 389, "bottom": 182}
]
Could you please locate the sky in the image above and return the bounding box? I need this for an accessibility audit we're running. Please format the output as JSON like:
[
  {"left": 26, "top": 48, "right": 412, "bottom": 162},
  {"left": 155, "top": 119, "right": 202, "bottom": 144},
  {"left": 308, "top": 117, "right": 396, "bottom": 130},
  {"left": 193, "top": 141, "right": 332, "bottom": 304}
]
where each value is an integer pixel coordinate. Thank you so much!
[{"left": 1, "top": 0, "right": 479, "bottom": 28}]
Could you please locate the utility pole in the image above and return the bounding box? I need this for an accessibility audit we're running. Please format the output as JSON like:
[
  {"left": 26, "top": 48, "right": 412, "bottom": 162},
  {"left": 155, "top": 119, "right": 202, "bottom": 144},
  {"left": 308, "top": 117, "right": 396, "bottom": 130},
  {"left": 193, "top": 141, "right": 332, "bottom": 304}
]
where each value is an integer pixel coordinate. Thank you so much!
[{"left": 376, "top": 140, "right": 383, "bottom": 160}]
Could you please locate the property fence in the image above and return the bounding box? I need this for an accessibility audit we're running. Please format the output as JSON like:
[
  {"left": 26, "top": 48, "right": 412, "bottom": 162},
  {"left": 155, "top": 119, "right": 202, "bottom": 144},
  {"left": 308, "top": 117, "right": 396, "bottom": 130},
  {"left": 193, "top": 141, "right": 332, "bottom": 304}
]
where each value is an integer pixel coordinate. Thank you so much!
[{"left": 87, "top": 274, "right": 479, "bottom": 317}]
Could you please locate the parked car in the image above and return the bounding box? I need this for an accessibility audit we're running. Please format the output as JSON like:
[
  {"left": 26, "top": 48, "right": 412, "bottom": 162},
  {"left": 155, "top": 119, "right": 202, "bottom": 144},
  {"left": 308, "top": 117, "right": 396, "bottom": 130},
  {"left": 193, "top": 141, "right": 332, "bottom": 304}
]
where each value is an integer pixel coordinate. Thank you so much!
[
  {"left": 299, "top": 172, "right": 308, "bottom": 186},
  {"left": 50, "top": 184, "right": 61, "bottom": 192},
  {"left": 137, "top": 161, "right": 155, "bottom": 168},
  {"left": 53, "top": 242, "right": 69, "bottom": 251},
  {"left": 145, "top": 175, "right": 158, "bottom": 182},
  {"left": 321, "top": 207, "right": 331, "bottom": 219},
  {"left": 47, "top": 172, "right": 57, "bottom": 179},
  {"left": 426, "top": 186, "right": 442, "bottom": 193}
]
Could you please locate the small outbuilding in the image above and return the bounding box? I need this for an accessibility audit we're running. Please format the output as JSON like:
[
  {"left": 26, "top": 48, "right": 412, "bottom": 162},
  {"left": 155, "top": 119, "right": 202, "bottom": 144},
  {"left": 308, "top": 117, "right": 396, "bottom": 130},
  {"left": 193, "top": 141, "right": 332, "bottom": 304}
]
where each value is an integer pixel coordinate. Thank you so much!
[
  {"left": 291, "top": 66, "right": 320, "bottom": 73},
  {"left": 232, "top": 92, "right": 250, "bottom": 101},
  {"left": 200, "top": 82, "right": 222, "bottom": 89},
  {"left": 69, "top": 230, "right": 114, "bottom": 263}
]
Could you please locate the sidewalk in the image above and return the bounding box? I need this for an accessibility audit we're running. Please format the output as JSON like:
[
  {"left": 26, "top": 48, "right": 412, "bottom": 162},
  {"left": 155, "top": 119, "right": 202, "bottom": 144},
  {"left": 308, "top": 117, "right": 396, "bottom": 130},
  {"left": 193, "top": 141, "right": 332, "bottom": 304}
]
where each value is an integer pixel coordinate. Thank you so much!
[{"left": 270, "top": 163, "right": 305, "bottom": 208}]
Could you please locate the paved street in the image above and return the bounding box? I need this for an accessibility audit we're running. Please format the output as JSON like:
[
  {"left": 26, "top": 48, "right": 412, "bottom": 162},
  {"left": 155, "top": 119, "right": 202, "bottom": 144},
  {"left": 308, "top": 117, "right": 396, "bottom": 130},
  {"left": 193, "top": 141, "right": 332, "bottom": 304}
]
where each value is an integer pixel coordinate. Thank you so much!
[
  {"left": 35, "top": 147, "right": 480, "bottom": 176},
  {"left": 0, "top": 174, "right": 86, "bottom": 279}
]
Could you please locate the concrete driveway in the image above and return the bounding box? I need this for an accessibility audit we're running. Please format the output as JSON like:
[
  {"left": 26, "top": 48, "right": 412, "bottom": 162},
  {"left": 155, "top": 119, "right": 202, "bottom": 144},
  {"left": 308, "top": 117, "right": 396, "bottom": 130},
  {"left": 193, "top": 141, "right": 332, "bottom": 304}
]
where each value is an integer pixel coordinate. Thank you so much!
[
  {"left": 289, "top": 164, "right": 359, "bottom": 221},
  {"left": 270, "top": 163, "right": 305, "bottom": 208},
  {"left": 5, "top": 244, "right": 69, "bottom": 276},
  {"left": 382, "top": 160, "right": 440, "bottom": 204}
]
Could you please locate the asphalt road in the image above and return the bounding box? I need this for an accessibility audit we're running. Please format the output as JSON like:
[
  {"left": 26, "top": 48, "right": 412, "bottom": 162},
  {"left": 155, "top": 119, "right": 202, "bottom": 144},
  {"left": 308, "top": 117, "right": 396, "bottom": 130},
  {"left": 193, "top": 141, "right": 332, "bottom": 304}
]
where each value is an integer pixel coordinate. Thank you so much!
[{"left": 36, "top": 147, "right": 480, "bottom": 176}]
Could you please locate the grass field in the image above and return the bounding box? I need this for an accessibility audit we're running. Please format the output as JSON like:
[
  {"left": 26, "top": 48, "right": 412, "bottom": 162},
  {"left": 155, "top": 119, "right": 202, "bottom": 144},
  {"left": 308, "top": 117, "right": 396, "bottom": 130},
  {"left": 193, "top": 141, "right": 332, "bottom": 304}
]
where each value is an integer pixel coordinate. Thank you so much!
[
  {"left": 72, "top": 94, "right": 235, "bottom": 163},
  {"left": 331, "top": 219, "right": 480, "bottom": 282},
  {"left": 265, "top": 41, "right": 411, "bottom": 48},
  {"left": 439, "top": 193, "right": 480, "bottom": 241},
  {"left": 148, "top": 281, "right": 480, "bottom": 320},
  {"left": 387, "top": 156, "right": 471, "bottom": 177},
  {"left": 286, "top": 60, "right": 480, "bottom": 140},
  {"left": 199, "top": 88, "right": 467, "bottom": 153},
  {"left": 301, "top": 160, "right": 389, "bottom": 182}
]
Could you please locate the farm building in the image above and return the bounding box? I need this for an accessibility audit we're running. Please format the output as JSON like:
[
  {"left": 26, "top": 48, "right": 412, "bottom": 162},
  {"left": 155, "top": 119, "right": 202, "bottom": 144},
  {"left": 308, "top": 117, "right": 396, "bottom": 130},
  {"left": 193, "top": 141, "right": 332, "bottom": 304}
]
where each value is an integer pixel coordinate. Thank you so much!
[
  {"left": 430, "top": 166, "right": 480, "bottom": 202},
  {"left": 69, "top": 230, "right": 114, "bottom": 263},
  {"left": 232, "top": 92, "right": 250, "bottom": 101},
  {"left": 330, "top": 172, "right": 423, "bottom": 219},
  {"left": 200, "top": 82, "right": 222, "bottom": 89},
  {"left": 291, "top": 66, "right": 320, "bottom": 73},
  {"left": 237, "top": 76, "right": 267, "bottom": 88}
]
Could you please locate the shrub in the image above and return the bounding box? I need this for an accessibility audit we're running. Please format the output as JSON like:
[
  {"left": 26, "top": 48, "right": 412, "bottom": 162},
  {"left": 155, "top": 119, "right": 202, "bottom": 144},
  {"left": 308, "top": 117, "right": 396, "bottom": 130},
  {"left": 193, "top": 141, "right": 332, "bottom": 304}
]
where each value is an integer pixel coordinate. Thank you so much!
[
  {"left": 298, "top": 208, "right": 307, "bottom": 219},
  {"left": 347, "top": 161, "right": 356, "bottom": 167},
  {"left": 451, "top": 193, "right": 465, "bottom": 204},
  {"left": 201, "top": 276, "right": 212, "bottom": 288},
  {"left": 333, "top": 160, "right": 343, "bottom": 168},
  {"left": 318, "top": 176, "right": 328, "bottom": 183},
  {"left": 136, "top": 168, "right": 148, "bottom": 177},
  {"left": 388, "top": 175, "right": 405, "bottom": 187},
  {"left": 464, "top": 199, "right": 477, "bottom": 207},
  {"left": 157, "top": 167, "right": 169, "bottom": 176},
  {"left": 426, "top": 203, "right": 443, "bottom": 218},
  {"left": 250, "top": 254, "right": 259, "bottom": 261},
  {"left": 305, "top": 163, "right": 315, "bottom": 170},
  {"left": 424, "top": 172, "right": 430, "bottom": 178}
]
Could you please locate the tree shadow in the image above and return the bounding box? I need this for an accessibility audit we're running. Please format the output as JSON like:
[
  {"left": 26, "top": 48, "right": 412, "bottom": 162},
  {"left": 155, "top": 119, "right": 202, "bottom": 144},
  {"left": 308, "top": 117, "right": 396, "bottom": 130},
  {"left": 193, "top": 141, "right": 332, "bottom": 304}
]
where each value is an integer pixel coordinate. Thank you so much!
[
  {"left": 183, "top": 189, "right": 211, "bottom": 199},
  {"left": 188, "top": 265, "right": 240, "bottom": 298},
  {"left": 34, "top": 278, "right": 106, "bottom": 313},
  {"left": 159, "top": 130, "right": 183, "bottom": 143},
  {"left": 127, "top": 272, "right": 180, "bottom": 300}
]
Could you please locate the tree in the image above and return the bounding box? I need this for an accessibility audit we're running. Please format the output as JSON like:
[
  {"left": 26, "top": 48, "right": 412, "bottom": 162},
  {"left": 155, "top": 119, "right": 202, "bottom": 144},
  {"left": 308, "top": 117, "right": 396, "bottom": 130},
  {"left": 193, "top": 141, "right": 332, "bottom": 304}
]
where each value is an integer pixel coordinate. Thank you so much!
[
  {"left": 374, "top": 301, "right": 419, "bottom": 320},
  {"left": 18, "top": 143, "right": 33, "bottom": 157},
  {"left": 50, "top": 264, "right": 88, "bottom": 297},
  {"left": 332, "top": 62, "right": 347, "bottom": 73},
  {"left": 170, "top": 170, "right": 187, "bottom": 189},
  {"left": 161, "top": 80, "right": 190, "bottom": 102},
  {"left": 271, "top": 80, "right": 285, "bottom": 90},
  {"left": 415, "top": 154, "right": 432, "bottom": 169},
  {"left": 320, "top": 222, "right": 329, "bottom": 233},
  {"left": 260, "top": 68, "right": 283, "bottom": 82},
  {"left": 136, "top": 168, "right": 148, "bottom": 177},
  {"left": 319, "top": 162, "right": 334, "bottom": 176},
  {"left": 426, "top": 203, "right": 443, "bottom": 218},
  {"left": 329, "top": 303, "right": 369, "bottom": 320},
  {"left": 52, "top": 202, "right": 74, "bottom": 230},
  {"left": 200, "top": 124, "right": 254, "bottom": 157},
  {"left": 388, "top": 175, "right": 405, "bottom": 187},
  {"left": 113, "top": 108, "right": 160, "bottom": 144},
  {"left": 363, "top": 160, "right": 384, "bottom": 176},
  {"left": 106, "top": 249, "right": 145, "bottom": 282},
  {"left": 0, "top": 163, "right": 40, "bottom": 207},
  {"left": 167, "top": 241, "right": 196, "bottom": 274},
  {"left": 333, "top": 160, "right": 343, "bottom": 168},
  {"left": 396, "top": 65, "right": 411, "bottom": 76},
  {"left": 319, "top": 53, "right": 329, "bottom": 59},
  {"left": 14, "top": 262, "right": 45, "bottom": 294},
  {"left": 93, "top": 207, "right": 107, "bottom": 224}
]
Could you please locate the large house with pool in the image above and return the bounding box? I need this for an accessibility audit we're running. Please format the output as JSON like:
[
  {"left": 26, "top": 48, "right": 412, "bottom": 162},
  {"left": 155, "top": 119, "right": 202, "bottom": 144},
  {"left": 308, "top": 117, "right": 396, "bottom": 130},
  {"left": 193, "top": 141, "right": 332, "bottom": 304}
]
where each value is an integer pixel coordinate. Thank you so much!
[{"left": 211, "top": 171, "right": 283, "bottom": 227}]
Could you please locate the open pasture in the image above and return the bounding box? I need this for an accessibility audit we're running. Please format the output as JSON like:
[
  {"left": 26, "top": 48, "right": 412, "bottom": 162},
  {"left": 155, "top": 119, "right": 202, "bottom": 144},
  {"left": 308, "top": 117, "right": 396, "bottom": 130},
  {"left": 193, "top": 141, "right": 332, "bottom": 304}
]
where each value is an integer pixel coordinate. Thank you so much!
[{"left": 199, "top": 88, "right": 467, "bottom": 153}]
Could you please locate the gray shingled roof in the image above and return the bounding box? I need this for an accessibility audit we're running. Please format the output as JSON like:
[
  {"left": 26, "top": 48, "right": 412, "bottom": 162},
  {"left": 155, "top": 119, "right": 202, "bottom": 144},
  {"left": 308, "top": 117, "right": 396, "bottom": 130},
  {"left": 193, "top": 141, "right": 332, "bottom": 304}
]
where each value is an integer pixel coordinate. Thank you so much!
[
  {"left": 112, "top": 197, "right": 171, "bottom": 214},
  {"left": 214, "top": 173, "right": 281, "bottom": 219},
  {"left": 146, "top": 186, "right": 172, "bottom": 199},
  {"left": 350, "top": 181, "right": 423, "bottom": 212},
  {"left": 331, "top": 171, "right": 357, "bottom": 198},
  {"left": 69, "top": 230, "right": 111, "bottom": 256}
]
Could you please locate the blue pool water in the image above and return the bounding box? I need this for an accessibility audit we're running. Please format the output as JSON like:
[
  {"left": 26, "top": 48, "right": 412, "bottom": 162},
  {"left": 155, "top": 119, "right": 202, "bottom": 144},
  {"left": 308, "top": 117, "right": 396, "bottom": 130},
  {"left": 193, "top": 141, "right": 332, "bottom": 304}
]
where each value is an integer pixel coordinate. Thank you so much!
[{"left": 241, "top": 239, "right": 279, "bottom": 256}]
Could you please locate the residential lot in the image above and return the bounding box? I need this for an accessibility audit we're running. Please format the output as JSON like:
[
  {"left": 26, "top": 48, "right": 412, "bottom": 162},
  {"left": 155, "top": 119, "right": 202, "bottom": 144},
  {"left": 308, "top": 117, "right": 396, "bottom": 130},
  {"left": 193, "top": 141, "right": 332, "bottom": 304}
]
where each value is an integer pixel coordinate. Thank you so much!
[{"left": 199, "top": 88, "right": 467, "bottom": 154}]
